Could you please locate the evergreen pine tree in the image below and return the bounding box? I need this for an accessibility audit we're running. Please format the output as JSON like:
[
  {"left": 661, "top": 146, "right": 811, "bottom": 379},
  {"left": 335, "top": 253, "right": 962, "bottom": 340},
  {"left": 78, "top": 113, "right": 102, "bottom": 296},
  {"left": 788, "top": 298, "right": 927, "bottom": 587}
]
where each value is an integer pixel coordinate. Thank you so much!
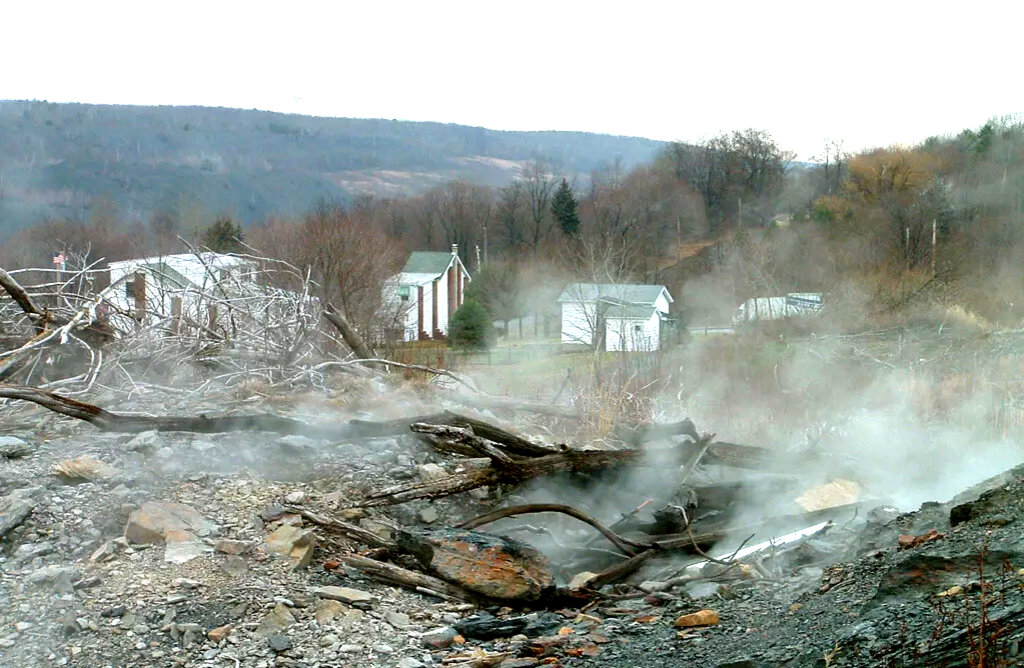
[
  {"left": 551, "top": 178, "right": 580, "bottom": 237},
  {"left": 201, "top": 217, "right": 244, "bottom": 253},
  {"left": 449, "top": 300, "right": 494, "bottom": 350}
]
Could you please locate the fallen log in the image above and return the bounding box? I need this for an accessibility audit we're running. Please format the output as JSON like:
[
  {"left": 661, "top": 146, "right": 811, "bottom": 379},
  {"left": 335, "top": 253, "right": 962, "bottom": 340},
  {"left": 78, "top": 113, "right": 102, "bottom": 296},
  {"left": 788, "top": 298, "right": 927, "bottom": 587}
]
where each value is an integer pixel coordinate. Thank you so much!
[
  {"left": 348, "top": 411, "right": 556, "bottom": 457},
  {"left": 329, "top": 553, "right": 479, "bottom": 603},
  {"left": 358, "top": 449, "right": 641, "bottom": 507},
  {"left": 616, "top": 418, "right": 701, "bottom": 445},
  {"left": 0, "top": 384, "right": 343, "bottom": 437},
  {"left": 358, "top": 428, "right": 784, "bottom": 507},
  {"left": 397, "top": 528, "right": 556, "bottom": 602},
  {"left": 412, "top": 424, "right": 518, "bottom": 465},
  {"left": 282, "top": 506, "right": 395, "bottom": 549}
]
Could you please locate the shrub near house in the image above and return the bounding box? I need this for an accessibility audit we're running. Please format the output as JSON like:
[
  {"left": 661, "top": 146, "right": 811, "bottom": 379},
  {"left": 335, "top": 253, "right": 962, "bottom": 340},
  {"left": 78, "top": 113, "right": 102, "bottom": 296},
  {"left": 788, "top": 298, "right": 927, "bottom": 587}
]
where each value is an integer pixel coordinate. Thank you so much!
[{"left": 449, "top": 301, "right": 494, "bottom": 350}]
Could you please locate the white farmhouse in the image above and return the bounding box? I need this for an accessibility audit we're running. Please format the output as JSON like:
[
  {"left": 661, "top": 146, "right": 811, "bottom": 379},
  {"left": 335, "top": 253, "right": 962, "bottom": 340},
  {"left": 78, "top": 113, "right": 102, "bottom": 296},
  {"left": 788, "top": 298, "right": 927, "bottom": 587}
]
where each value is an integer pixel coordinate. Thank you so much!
[
  {"left": 104, "top": 252, "right": 257, "bottom": 320},
  {"left": 557, "top": 283, "right": 674, "bottom": 352},
  {"left": 385, "top": 245, "right": 470, "bottom": 341}
]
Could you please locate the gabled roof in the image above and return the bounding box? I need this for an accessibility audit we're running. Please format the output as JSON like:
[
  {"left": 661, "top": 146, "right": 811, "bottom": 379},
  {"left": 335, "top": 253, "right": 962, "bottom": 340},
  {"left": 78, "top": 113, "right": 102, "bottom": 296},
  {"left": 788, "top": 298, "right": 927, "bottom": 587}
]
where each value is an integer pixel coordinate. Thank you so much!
[
  {"left": 401, "top": 252, "right": 456, "bottom": 277},
  {"left": 604, "top": 303, "right": 658, "bottom": 319},
  {"left": 395, "top": 251, "right": 470, "bottom": 286},
  {"left": 557, "top": 283, "right": 673, "bottom": 305},
  {"left": 136, "top": 261, "right": 191, "bottom": 289},
  {"left": 108, "top": 252, "right": 252, "bottom": 271}
]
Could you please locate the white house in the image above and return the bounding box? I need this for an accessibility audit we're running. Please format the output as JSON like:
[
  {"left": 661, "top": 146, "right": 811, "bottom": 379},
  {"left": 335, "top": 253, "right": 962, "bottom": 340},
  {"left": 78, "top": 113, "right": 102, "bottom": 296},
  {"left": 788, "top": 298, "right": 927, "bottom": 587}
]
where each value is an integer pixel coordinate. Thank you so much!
[
  {"left": 104, "top": 252, "right": 257, "bottom": 321},
  {"left": 385, "top": 245, "right": 471, "bottom": 341},
  {"left": 557, "top": 283, "right": 674, "bottom": 352}
]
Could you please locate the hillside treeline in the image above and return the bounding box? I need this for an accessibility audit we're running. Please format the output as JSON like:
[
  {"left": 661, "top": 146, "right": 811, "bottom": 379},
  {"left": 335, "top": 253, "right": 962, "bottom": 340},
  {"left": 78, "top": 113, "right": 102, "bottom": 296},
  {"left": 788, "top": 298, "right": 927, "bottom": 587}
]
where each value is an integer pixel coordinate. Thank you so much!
[
  {"left": 0, "top": 101, "right": 662, "bottom": 235},
  {"left": 3, "top": 113, "right": 1023, "bottom": 334}
]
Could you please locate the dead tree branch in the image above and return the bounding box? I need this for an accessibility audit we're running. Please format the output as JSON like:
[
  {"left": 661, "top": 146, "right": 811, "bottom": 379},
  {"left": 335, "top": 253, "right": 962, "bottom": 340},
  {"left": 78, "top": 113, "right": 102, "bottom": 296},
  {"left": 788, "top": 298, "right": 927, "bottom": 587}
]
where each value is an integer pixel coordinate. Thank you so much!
[
  {"left": 459, "top": 503, "right": 647, "bottom": 556},
  {"left": 322, "top": 303, "right": 376, "bottom": 360},
  {"left": 329, "top": 553, "right": 480, "bottom": 603}
]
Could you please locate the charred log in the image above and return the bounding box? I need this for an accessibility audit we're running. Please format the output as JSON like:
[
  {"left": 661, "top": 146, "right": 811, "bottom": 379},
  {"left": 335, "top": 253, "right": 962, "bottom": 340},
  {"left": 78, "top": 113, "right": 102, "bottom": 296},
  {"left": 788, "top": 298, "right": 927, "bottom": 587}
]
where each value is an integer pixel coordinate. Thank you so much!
[
  {"left": 397, "top": 528, "right": 556, "bottom": 603},
  {"left": 330, "top": 553, "right": 480, "bottom": 603}
]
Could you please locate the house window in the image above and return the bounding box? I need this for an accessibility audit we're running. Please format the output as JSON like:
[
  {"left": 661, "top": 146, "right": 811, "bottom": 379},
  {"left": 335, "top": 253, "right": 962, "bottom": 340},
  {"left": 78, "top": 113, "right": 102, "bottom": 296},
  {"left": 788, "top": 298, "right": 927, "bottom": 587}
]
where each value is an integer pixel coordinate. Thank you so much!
[
  {"left": 633, "top": 324, "right": 642, "bottom": 333},
  {"left": 125, "top": 282, "right": 134, "bottom": 301},
  {"left": 398, "top": 285, "right": 411, "bottom": 301}
]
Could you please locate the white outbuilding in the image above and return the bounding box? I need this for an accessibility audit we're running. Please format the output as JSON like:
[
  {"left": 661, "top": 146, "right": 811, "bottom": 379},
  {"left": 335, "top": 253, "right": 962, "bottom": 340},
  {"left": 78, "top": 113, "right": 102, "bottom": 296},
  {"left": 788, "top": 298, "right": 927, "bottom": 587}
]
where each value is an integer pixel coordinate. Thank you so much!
[
  {"left": 557, "top": 283, "right": 674, "bottom": 351},
  {"left": 104, "top": 252, "right": 257, "bottom": 321}
]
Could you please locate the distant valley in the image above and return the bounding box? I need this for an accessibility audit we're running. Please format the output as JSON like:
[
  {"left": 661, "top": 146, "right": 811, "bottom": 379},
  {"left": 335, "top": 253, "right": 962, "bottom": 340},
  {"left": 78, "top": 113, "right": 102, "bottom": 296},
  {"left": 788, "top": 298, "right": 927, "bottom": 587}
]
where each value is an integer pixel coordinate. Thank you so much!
[{"left": 0, "top": 101, "right": 664, "bottom": 236}]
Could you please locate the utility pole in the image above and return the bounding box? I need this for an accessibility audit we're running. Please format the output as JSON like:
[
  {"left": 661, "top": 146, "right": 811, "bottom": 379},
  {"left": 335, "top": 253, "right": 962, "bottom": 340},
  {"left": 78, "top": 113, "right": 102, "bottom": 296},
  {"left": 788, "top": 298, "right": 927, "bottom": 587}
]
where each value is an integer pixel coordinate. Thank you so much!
[
  {"left": 931, "top": 218, "right": 937, "bottom": 276},
  {"left": 676, "top": 217, "right": 682, "bottom": 265},
  {"left": 738, "top": 198, "right": 743, "bottom": 230},
  {"left": 905, "top": 226, "right": 911, "bottom": 273},
  {"left": 483, "top": 224, "right": 488, "bottom": 265},
  {"left": 475, "top": 245, "right": 482, "bottom": 271}
]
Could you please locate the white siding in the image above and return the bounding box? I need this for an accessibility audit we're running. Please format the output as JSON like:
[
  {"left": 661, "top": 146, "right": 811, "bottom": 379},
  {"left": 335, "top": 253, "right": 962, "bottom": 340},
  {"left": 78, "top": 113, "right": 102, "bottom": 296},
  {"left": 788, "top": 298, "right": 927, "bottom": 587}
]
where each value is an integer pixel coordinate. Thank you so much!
[
  {"left": 605, "top": 312, "right": 660, "bottom": 351},
  {"left": 436, "top": 271, "right": 449, "bottom": 336},
  {"left": 654, "top": 291, "right": 671, "bottom": 316},
  {"left": 561, "top": 302, "right": 597, "bottom": 345}
]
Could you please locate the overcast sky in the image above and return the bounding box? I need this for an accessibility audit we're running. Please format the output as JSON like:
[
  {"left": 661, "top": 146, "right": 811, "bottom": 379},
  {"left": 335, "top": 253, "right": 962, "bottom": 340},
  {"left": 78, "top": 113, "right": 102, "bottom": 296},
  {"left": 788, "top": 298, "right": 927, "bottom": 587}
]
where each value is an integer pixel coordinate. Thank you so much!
[{"left": 3, "top": 0, "right": 1021, "bottom": 159}]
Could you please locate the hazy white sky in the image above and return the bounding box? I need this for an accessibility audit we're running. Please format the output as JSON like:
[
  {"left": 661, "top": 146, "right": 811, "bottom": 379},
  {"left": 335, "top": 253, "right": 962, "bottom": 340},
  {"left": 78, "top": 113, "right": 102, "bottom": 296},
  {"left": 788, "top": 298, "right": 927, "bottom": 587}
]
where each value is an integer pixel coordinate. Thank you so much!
[{"left": 3, "top": 0, "right": 1021, "bottom": 159}]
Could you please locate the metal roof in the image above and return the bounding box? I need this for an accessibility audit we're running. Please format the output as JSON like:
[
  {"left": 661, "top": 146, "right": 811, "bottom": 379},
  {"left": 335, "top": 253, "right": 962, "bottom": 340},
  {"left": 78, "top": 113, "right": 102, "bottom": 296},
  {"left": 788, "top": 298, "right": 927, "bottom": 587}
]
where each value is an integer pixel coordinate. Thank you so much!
[
  {"left": 137, "top": 261, "right": 192, "bottom": 289},
  {"left": 604, "top": 304, "right": 658, "bottom": 319},
  {"left": 401, "top": 252, "right": 455, "bottom": 277},
  {"left": 557, "top": 283, "right": 672, "bottom": 305}
]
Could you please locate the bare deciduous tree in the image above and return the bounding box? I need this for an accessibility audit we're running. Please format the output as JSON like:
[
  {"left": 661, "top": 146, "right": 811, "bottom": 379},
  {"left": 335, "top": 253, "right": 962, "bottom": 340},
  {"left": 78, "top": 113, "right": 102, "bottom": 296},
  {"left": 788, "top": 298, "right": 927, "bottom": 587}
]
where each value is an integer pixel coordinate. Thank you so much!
[{"left": 520, "top": 160, "right": 560, "bottom": 254}]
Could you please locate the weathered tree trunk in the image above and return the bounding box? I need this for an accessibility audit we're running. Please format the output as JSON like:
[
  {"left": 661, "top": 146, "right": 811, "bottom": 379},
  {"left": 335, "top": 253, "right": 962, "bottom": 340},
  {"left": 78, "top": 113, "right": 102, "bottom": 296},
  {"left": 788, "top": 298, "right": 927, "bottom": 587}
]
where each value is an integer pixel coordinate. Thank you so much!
[
  {"left": 0, "top": 266, "right": 47, "bottom": 331},
  {"left": 323, "top": 303, "right": 375, "bottom": 360}
]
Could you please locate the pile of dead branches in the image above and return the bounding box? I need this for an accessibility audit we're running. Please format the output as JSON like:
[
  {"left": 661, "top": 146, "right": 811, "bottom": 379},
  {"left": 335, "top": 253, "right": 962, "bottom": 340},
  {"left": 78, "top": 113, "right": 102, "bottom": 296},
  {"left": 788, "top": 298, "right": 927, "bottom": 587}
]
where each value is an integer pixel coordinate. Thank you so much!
[{"left": 0, "top": 245, "right": 432, "bottom": 396}]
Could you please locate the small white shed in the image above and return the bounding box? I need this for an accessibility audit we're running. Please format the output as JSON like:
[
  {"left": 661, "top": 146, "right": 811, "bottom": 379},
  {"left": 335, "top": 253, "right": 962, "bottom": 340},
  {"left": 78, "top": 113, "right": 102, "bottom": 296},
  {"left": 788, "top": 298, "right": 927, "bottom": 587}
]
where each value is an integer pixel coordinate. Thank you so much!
[
  {"left": 557, "top": 283, "right": 673, "bottom": 351},
  {"left": 104, "top": 252, "right": 257, "bottom": 320}
]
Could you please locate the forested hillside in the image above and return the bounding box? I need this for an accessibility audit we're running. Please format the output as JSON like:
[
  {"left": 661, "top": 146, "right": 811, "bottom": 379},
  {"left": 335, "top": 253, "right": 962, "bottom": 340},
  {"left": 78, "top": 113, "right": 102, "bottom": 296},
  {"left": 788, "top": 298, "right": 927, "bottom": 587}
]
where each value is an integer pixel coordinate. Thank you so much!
[{"left": 0, "top": 100, "right": 663, "bottom": 236}]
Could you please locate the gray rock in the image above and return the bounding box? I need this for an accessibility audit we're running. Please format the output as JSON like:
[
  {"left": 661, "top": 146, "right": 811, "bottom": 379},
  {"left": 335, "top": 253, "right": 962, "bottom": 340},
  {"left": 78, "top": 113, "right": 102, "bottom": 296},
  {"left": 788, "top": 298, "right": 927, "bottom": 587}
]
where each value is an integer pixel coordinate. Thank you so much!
[
  {"left": 312, "top": 586, "right": 374, "bottom": 605},
  {"left": 28, "top": 565, "right": 81, "bottom": 587},
  {"left": 0, "top": 436, "right": 32, "bottom": 458},
  {"left": 123, "top": 501, "right": 217, "bottom": 545},
  {"left": 125, "top": 431, "right": 163, "bottom": 452},
  {"left": 277, "top": 435, "right": 319, "bottom": 450},
  {"left": 319, "top": 633, "right": 340, "bottom": 647},
  {"left": 164, "top": 538, "right": 212, "bottom": 564},
  {"left": 421, "top": 626, "right": 458, "bottom": 649},
  {"left": 267, "top": 634, "right": 292, "bottom": 652},
  {"left": 60, "top": 613, "right": 81, "bottom": 636},
  {"left": 0, "top": 495, "right": 34, "bottom": 539},
  {"left": 685, "top": 581, "right": 723, "bottom": 600},
  {"left": 418, "top": 507, "right": 439, "bottom": 524},
  {"left": 255, "top": 604, "right": 296, "bottom": 638},
  {"left": 398, "top": 658, "right": 426, "bottom": 668},
  {"left": 373, "top": 643, "right": 394, "bottom": 654},
  {"left": 417, "top": 463, "right": 447, "bottom": 482},
  {"left": 14, "top": 541, "right": 54, "bottom": 563},
  {"left": 386, "top": 610, "right": 411, "bottom": 629},
  {"left": 90, "top": 540, "right": 121, "bottom": 563},
  {"left": 214, "top": 539, "right": 248, "bottom": 555}
]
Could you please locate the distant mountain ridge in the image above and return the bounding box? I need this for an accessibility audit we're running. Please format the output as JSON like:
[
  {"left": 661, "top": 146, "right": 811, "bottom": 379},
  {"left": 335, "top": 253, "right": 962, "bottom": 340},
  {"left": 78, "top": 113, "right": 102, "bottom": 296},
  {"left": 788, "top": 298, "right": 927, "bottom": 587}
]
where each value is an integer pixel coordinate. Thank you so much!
[{"left": 0, "top": 101, "right": 665, "bottom": 236}]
